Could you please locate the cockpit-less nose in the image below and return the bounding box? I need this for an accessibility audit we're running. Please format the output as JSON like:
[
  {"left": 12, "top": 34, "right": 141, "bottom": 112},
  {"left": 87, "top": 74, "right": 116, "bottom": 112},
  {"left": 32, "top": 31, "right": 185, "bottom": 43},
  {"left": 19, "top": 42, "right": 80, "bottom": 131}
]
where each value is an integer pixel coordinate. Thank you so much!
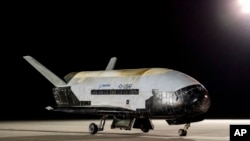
[{"left": 146, "top": 84, "right": 210, "bottom": 118}]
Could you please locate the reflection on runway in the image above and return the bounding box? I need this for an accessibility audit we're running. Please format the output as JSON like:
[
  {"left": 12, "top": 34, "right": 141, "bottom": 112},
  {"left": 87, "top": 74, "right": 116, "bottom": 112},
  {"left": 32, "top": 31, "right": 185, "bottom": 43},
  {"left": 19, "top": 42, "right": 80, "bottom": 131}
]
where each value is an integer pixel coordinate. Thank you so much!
[{"left": 0, "top": 119, "right": 249, "bottom": 141}]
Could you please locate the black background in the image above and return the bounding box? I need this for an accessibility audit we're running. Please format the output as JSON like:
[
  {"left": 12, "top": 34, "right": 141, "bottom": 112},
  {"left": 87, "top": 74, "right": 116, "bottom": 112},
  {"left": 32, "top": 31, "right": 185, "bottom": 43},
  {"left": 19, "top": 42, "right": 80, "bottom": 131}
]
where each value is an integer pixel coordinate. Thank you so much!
[{"left": 1, "top": 1, "right": 250, "bottom": 120}]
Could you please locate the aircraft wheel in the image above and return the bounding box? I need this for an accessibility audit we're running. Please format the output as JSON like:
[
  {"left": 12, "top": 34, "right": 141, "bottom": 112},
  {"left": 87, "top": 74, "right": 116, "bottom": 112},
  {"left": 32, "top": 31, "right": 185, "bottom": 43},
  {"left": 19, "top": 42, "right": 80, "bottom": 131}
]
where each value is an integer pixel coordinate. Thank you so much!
[
  {"left": 141, "top": 128, "right": 149, "bottom": 133},
  {"left": 89, "top": 123, "right": 98, "bottom": 135},
  {"left": 178, "top": 129, "right": 187, "bottom": 136}
]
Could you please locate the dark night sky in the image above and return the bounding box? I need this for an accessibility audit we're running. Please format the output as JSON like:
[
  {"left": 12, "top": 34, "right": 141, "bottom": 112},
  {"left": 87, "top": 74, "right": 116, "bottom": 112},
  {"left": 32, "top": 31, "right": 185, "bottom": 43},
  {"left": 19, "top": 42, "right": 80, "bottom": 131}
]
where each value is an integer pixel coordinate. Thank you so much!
[{"left": 1, "top": 1, "right": 250, "bottom": 119}]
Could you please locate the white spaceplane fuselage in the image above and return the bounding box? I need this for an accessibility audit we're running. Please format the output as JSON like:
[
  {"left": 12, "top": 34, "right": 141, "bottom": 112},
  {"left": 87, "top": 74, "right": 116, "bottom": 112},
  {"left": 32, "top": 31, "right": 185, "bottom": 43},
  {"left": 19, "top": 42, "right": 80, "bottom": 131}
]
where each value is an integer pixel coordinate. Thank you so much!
[{"left": 23, "top": 56, "right": 211, "bottom": 136}]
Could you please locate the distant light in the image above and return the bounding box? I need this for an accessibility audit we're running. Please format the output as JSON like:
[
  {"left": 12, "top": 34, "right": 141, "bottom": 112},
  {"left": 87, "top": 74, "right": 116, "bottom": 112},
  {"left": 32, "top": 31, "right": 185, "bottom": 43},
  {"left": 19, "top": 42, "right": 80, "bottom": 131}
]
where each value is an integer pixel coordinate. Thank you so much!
[{"left": 238, "top": 0, "right": 250, "bottom": 14}]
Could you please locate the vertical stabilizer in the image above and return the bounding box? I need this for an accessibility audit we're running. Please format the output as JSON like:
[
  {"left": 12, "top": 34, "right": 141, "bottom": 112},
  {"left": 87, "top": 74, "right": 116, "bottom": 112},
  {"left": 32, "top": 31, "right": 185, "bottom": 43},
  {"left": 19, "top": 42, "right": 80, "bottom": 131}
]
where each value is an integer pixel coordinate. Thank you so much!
[
  {"left": 23, "top": 56, "right": 66, "bottom": 87},
  {"left": 105, "top": 57, "right": 117, "bottom": 71}
]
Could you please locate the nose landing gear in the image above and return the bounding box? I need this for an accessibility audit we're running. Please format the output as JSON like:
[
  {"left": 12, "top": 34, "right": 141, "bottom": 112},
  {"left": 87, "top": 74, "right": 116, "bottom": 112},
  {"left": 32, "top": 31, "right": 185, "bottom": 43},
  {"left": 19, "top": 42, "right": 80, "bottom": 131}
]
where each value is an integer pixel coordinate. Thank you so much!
[{"left": 178, "top": 123, "right": 190, "bottom": 136}]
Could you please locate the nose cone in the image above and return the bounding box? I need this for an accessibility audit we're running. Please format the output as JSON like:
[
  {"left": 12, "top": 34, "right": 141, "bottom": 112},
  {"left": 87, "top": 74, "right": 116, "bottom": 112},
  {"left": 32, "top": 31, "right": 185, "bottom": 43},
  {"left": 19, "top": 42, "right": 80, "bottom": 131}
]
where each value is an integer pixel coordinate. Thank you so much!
[
  {"left": 191, "top": 92, "right": 210, "bottom": 113},
  {"left": 187, "top": 85, "right": 211, "bottom": 114},
  {"left": 200, "top": 93, "right": 211, "bottom": 112}
]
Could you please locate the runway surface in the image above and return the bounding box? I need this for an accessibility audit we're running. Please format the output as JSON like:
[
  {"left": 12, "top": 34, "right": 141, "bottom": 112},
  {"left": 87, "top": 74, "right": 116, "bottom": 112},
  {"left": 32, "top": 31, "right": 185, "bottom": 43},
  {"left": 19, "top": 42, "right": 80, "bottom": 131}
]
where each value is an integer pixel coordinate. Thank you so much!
[{"left": 0, "top": 119, "right": 249, "bottom": 141}]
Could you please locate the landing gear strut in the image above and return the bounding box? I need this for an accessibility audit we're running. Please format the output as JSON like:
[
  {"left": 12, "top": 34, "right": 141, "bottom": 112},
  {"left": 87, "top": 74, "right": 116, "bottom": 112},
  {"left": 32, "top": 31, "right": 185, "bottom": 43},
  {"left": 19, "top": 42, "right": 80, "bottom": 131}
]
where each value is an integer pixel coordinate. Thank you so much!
[
  {"left": 178, "top": 123, "right": 190, "bottom": 136},
  {"left": 89, "top": 115, "right": 108, "bottom": 135}
]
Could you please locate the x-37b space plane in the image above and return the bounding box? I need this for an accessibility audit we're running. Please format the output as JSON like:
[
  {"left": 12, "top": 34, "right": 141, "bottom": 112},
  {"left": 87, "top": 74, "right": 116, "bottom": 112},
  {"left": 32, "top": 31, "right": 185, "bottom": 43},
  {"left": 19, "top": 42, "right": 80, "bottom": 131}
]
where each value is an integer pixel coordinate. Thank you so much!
[{"left": 23, "top": 56, "right": 210, "bottom": 136}]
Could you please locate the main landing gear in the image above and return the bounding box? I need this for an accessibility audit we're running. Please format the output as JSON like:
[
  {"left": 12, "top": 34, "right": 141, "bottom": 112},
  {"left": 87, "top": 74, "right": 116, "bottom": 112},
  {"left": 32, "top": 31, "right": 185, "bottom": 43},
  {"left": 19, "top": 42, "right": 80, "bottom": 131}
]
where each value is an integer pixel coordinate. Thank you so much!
[
  {"left": 178, "top": 123, "right": 190, "bottom": 136},
  {"left": 88, "top": 116, "right": 153, "bottom": 135},
  {"left": 89, "top": 115, "right": 107, "bottom": 135},
  {"left": 89, "top": 123, "right": 98, "bottom": 135}
]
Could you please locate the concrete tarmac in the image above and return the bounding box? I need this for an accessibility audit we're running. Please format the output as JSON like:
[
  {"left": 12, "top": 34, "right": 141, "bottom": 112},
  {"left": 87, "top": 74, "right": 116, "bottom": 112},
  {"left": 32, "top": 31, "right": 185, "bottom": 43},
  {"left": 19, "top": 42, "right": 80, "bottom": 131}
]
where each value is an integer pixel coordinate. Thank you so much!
[{"left": 0, "top": 119, "right": 249, "bottom": 141}]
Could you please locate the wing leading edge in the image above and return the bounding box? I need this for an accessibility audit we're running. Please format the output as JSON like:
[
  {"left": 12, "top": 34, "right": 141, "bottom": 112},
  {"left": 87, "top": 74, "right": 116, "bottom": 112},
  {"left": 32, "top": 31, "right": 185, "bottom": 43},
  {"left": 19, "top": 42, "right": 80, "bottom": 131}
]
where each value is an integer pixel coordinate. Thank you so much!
[{"left": 23, "top": 56, "right": 66, "bottom": 87}]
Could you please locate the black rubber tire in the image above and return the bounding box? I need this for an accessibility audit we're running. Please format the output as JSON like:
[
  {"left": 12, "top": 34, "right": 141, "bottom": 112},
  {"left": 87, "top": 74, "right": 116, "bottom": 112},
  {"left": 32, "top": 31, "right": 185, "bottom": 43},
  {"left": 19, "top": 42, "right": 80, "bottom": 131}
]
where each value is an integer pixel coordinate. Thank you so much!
[
  {"left": 178, "top": 129, "right": 187, "bottom": 136},
  {"left": 141, "top": 128, "right": 149, "bottom": 133},
  {"left": 89, "top": 123, "right": 98, "bottom": 135}
]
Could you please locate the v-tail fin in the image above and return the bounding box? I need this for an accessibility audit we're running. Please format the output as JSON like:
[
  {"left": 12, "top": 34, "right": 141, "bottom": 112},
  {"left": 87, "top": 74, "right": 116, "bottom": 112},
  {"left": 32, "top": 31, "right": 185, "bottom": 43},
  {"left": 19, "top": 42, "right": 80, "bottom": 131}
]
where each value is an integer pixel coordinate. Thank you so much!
[
  {"left": 105, "top": 57, "right": 117, "bottom": 71},
  {"left": 23, "top": 55, "right": 66, "bottom": 87}
]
